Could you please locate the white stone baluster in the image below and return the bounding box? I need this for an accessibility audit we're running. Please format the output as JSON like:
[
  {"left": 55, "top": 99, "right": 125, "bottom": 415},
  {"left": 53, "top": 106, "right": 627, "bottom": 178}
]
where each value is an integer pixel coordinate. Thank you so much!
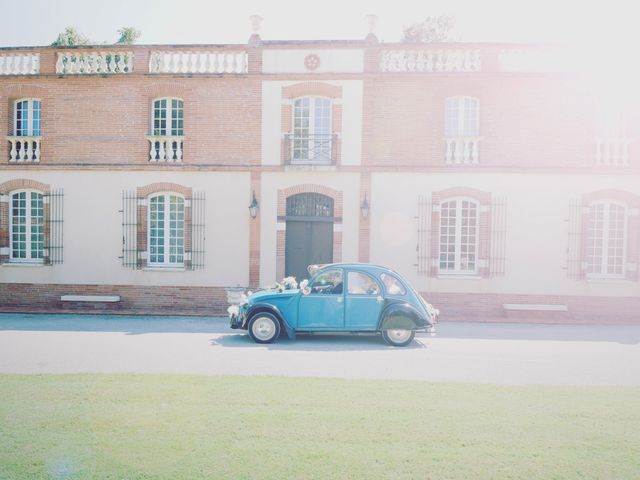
[
  {"left": 106, "top": 53, "right": 115, "bottom": 73},
  {"left": 19, "top": 141, "right": 27, "bottom": 161},
  {"left": 149, "top": 140, "right": 156, "bottom": 160},
  {"left": 55, "top": 53, "right": 64, "bottom": 73},
  {"left": 158, "top": 140, "right": 166, "bottom": 160},
  {"left": 25, "top": 140, "right": 33, "bottom": 161},
  {"left": 5, "top": 56, "right": 14, "bottom": 74},
  {"left": 175, "top": 140, "right": 183, "bottom": 161},
  {"left": 116, "top": 53, "right": 125, "bottom": 72},
  {"left": 33, "top": 140, "right": 40, "bottom": 161},
  {"left": 9, "top": 140, "right": 17, "bottom": 161}
]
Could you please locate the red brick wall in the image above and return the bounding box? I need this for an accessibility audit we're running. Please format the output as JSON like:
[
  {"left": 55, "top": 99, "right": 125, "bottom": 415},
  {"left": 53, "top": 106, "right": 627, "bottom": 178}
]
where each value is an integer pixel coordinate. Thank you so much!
[
  {"left": 1, "top": 76, "right": 261, "bottom": 166},
  {"left": 364, "top": 74, "right": 617, "bottom": 169},
  {"left": 0, "top": 283, "right": 229, "bottom": 315}
]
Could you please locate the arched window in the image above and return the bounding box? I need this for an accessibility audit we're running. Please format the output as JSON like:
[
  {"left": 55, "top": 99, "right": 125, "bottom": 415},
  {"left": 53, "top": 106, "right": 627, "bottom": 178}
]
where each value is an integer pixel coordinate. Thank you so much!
[
  {"left": 445, "top": 97, "right": 479, "bottom": 137},
  {"left": 292, "top": 96, "right": 332, "bottom": 163},
  {"left": 14, "top": 99, "right": 41, "bottom": 137},
  {"left": 444, "top": 97, "right": 480, "bottom": 164},
  {"left": 148, "top": 193, "right": 185, "bottom": 266},
  {"left": 152, "top": 98, "right": 184, "bottom": 136},
  {"left": 586, "top": 201, "right": 627, "bottom": 278},
  {"left": 150, "top": 98, "right": 184, "bottom": 161},
  {"left": 10, "top": 190, "right": 44, "bottom": 263},
  {"left": 439, "top": 197, "right": 479, "bottom": 273}
]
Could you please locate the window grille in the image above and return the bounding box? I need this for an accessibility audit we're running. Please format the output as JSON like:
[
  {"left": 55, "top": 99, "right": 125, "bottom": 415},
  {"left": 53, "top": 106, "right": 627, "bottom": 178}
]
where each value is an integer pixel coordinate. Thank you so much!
[
  {"left": 286, "top": 193, "right": 334, "bottom": 219},
  {"left": 416, "top": 195, "right": 432, "bottom": 275},
  {"left": 489, "top": 196, "right": 507, "bottom": 276},
  {"left": 45, "top": 189, "right": 64, "bottom": 265},
  {"left": 121, "top": 190, "right": 205, "bottom": 270}
]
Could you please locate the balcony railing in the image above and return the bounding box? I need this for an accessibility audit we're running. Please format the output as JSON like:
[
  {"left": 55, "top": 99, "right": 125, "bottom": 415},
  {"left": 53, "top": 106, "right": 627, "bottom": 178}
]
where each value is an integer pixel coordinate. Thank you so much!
[
  {"left": 147, "top": 136, "right": 184, "bottom": 162},
  {"left": 444, "top": 137, "right": 480, "bottom": 165},
  {"left": 283, "top": 134, "right": 337, "bottom": 165},
  {"left": 0, "top": 53, "right": 40, "bottom": 75},
  {"left": 7, "top": 136, "right": 41, "bottom": 162},
  {"left": 149, "top": 51, "right": 248, "bottom": 74},
  {"left": 55, "top": 51, "right": 134, "bottom": 74},
  {"left": 379, "top": 49, "right": 481, "bottom": 73},
  {"left": 595, "top": 138, "right": 632, "bottom": 167}
]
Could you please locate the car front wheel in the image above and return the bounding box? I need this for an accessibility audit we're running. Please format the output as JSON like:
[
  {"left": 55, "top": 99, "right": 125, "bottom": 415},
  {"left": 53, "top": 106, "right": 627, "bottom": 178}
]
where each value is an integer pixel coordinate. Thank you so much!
[
  {"left": 382, "top": 329, "right": 415, "bottom": 347},
  {"left": 248, "top": 313, "right": 281, "bottom": 344}
]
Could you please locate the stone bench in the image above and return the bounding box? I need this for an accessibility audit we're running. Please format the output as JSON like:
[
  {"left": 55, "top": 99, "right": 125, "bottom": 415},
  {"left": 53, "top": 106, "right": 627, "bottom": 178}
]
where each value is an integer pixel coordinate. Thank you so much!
[
  {"left": 60, "top": 295, "right": 121, "bottom": 303},
  {"left": 503, "top": 303, "right": 568, "bottom": 312}
]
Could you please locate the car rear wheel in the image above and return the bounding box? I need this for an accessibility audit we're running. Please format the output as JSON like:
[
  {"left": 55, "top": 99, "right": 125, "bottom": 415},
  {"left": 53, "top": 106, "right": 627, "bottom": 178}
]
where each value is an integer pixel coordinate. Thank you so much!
[
  {"left": 382, "top": 329, "right": 415, "bottom": 347},
  {"left": 248, "top": 313, "right": 281, "bottom": 344}
]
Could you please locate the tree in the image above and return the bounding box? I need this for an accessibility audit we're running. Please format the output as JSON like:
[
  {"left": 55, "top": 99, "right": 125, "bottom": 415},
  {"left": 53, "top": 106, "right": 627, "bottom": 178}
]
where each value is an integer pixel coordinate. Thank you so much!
[
  {"left": 51, "top": 27, "right": 92, "bottom": 47},
  {"left": 116, "top": 27, "right": 141, "bottom": 45},
  {"left": 402, "top": 16, "right": 455, "bottom": 43}
]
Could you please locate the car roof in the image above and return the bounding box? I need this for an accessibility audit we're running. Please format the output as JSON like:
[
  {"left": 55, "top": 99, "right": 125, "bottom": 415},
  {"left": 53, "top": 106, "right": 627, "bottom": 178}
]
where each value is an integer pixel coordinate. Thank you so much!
[{"left": 313, "top": 263, "right": 400, "bottom": 276}]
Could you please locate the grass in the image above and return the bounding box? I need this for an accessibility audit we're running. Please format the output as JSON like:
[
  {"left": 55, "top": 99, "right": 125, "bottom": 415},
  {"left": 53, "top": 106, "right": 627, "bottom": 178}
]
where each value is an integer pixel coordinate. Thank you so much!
[{"left": 0, "top": 375, "right": 639, "bottom": 479}]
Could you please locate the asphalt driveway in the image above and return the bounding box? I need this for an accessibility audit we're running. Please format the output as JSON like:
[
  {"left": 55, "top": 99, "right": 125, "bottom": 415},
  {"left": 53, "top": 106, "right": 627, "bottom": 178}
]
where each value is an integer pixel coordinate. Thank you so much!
[{"left": 1, "top": 313, "right": 639, "bottom": 386}]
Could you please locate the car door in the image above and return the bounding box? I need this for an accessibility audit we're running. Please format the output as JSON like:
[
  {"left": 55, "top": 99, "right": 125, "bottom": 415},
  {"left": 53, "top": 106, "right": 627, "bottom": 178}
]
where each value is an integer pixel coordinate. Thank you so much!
[
  {"left": 344, "top": 270, "right": 384, "bottom": 330},
  {"left": 297, "top": 268, "right": 344, "bottom": 330}
]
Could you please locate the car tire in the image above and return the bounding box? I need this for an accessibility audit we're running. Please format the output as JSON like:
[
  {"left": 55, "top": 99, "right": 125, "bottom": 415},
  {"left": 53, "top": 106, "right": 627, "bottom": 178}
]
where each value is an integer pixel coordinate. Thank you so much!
[
  {"left": 382, "top": 329, "right": 415, "bottom": 347},
  {"left": 248, "top": 313, "right": 281, "bottom": 344}
]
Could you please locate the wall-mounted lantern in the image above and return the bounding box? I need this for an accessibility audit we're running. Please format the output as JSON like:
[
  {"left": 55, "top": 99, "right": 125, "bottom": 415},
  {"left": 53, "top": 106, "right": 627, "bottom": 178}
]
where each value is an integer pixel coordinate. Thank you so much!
[
  {"left": 249, "top": 190, "right": 259, "bottom": 219},
  {"left": 361, "top": 193, "right": 370, "bottom": 219}
]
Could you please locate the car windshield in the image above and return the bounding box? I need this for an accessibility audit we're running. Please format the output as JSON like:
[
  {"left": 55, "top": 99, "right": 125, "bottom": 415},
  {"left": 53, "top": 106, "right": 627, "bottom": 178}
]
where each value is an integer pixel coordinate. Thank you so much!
[{"left": 309, "top": 269, "right": 343, "bottom": 294}]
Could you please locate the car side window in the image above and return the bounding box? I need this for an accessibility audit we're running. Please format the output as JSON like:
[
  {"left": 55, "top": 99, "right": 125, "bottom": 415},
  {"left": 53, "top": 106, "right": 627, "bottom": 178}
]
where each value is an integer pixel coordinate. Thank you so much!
[
  {"left": 309, "top": 269, "right": 343, "bottom": 294},
  {"left": 380, "top": 273, "right": 406, "bottom": 295},
  {"left": 347, "top": 271, "right": 380, "bottom": 295}
]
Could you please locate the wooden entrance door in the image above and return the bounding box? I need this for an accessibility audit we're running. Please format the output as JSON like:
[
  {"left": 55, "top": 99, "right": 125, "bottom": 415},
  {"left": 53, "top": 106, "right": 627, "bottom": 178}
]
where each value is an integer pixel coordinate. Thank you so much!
[{"left": 285, "top": 193, "right": 334, "bottom": 283}]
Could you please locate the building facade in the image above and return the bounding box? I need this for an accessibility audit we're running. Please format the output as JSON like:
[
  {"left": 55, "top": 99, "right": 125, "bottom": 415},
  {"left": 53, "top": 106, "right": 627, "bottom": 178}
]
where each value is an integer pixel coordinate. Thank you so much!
[{"left": 1, "top": 31, "right": 639, "bottom": 322}]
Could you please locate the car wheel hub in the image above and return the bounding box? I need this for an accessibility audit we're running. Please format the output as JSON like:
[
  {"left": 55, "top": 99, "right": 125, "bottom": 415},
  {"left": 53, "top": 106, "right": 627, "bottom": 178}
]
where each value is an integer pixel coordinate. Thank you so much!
[
  {"left": 388, "top": 329, "right": 411, "bottom": 342},
  {"left": 253, "top": 317, "right": 276, "bottom": 341}
]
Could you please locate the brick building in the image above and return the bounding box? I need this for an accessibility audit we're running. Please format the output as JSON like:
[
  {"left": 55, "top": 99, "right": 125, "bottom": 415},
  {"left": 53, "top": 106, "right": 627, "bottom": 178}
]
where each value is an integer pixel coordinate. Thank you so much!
[{"left": 1, "top": 25, "right": 639, "bottom": 322}]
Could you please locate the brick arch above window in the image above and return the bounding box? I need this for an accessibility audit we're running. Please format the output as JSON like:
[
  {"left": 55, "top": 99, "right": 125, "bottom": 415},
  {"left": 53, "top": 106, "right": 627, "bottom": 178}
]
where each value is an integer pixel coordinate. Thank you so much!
[
  {"left": 137, "top": 182, "right": 192, "bottom": 198},
  {"left": 0, "top": 178, "right": 49, "bottom": 194},
  {"left": 282, "top": 82, "right": 342, "bottom": 99},
  {"left": 142, "top": 82, "right": 191, "bottom": 99},
  {"left": 1, "top": 84, "right": 45, "bottom": 99},
  {"left": 582, "top": 189, "right": 640, "bottom": 208},
  {"left": 432, "top": 186, "right": 490, "bottom": 205}
]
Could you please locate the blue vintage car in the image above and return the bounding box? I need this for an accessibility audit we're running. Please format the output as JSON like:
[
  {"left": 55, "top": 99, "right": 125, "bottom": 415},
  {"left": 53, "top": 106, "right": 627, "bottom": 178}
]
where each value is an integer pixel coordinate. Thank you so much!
[{"left": 229, "top": 263, "right": 438, "bottom": 346}]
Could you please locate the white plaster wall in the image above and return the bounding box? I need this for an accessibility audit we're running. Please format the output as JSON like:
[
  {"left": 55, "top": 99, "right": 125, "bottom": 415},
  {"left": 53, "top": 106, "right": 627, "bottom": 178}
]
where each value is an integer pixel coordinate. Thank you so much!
[
  {"left": 370, "top": 172, "right": 640, "bottom": 298},
  {"left": 0, "top": 170, "right": 250, "bottom": 287},
  {"left": 259, "top": 172, "right": 360, "bottom": 286},
  {"left": 261, "top": 80, "right": 363, "bottom": 166},
  {"left": 262, "top": 49, "right": 364, "bottom": 74}
]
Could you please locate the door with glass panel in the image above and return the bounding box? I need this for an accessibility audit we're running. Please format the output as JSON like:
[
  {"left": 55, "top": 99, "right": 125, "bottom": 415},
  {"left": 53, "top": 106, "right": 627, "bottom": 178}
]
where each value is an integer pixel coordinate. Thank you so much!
[
  {"left": 10, "top": 191, "right": 44, "bottom": 263},
  {"left": 292, "top": 97, "right": 332, "bottom": 164},
  {"left": 148, "top": 194, "right": 185, "bottom": 267}
]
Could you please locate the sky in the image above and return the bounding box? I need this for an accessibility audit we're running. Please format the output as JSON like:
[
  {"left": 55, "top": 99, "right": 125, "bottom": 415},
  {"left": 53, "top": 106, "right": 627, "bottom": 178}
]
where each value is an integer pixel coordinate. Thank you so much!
[{"left": 0, "top": 0, "right": 638, "bottom": 47}]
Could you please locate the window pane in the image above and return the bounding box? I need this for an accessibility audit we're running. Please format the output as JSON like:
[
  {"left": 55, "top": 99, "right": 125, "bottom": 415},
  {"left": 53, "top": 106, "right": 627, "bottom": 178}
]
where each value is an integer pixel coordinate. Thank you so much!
[{"left": 347, "top": 271, "right": 380, "bottom": 295}]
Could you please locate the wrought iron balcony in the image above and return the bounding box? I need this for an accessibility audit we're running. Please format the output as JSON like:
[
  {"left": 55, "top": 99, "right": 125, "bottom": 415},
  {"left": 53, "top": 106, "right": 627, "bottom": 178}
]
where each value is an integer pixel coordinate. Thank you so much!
[{"left": 283, "top": 133, "right": 337, "bottom": 165}]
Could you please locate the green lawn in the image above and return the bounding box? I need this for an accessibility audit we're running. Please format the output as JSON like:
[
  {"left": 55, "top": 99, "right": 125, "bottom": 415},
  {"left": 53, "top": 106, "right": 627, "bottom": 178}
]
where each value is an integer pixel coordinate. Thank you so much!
[{"left": 0, "top": 375, "right": 639, "bottom": 479}]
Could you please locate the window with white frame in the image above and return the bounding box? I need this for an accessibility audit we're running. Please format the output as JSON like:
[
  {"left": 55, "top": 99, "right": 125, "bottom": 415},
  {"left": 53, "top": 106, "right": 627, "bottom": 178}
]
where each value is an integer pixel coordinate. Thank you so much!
[
  {"left": 439, "top": 198, "right": 478, "bottom": 273},
  {"left": 586, "top": 201, "right": 627, "bottom": 278},
  {"left": 152, "top": 98, "right": 184, "bottom": 136},
  {"left": 14, "top": 99, "right": 41, "bottom": 136},
  {"left": 292, "top": 96, "right": 332, "bottom": 163},
  {"left": 148, "top": 193, "right": 185, "bottom": 267},
  {"left": 445, "top": 97, "right": 479, "bottom": 137},
  {"left": 10, "top": 190, "right": 44, "bottom": 262}
]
